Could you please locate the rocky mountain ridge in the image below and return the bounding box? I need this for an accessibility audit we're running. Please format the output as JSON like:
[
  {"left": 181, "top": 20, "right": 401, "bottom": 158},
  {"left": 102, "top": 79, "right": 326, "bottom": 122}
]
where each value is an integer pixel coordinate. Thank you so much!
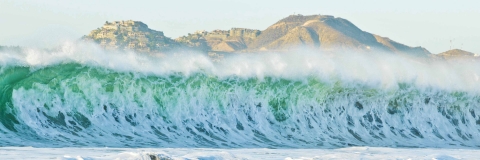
[
  {"left": 82, "top": 15, "right": 473, "bottom": 58},
  {"left": 175, "top": 28, "right": 261, "bottom": 52},
  {"left": 250, "top": 15, "right": 430, "bottom": 56},
  {"left": 83, "top": 20, "right": 179, "bottom": 53}
]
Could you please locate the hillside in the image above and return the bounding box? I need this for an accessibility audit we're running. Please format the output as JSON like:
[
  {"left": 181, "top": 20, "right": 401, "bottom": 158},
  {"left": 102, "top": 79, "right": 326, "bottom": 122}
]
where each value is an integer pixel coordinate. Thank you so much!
[
  {"left": 436, "top": 49, "right": 478, "bottom": 59},
  {"left": 83, "top": 15, "right": 432, "bottom": 56},
  {"left": 175, "top": 28, "right": 261, "bottom": 52},
  {"left": 83, "top": 20, "right": 180, "bottom": 53},
  {"left": 249, "top": 14, "right": 430, "bottom": 56}
]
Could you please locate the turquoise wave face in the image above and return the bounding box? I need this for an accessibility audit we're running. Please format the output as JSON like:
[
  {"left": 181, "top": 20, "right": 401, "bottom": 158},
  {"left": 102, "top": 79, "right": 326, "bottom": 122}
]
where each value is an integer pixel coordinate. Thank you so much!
[{"left": 1, "top": 63, "right": 480, "bottom": 148}]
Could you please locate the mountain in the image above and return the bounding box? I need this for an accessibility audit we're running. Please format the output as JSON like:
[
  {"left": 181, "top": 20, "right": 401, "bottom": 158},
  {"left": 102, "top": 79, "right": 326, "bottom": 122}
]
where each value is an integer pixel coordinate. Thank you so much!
[
  {"left": 82, "top": 20, "right": 180, "bottom": 53},
  {"left": 436, "top": 49, "right": 478, "bottom": 59},
  {"left": 83, "top": 15, "right": 431, "bottom": 56},
  {"left": 249, "top": 14, "right": 430, "bottom": 56},
  {"left": 175, "top": 28, "right": 261, "bottom": 52}
]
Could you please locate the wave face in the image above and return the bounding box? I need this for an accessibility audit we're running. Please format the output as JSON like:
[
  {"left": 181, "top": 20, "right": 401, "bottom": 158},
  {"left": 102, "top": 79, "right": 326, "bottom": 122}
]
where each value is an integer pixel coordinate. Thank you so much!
[{"left": 1, "top": 43, "right": 480, "bottom": 148}]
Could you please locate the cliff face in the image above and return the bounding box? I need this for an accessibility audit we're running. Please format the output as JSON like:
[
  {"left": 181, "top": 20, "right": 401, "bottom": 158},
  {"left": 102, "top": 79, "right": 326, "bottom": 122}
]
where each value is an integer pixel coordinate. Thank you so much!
[{"left": 83, "top": 20, "right": 180, "bottom": 53}]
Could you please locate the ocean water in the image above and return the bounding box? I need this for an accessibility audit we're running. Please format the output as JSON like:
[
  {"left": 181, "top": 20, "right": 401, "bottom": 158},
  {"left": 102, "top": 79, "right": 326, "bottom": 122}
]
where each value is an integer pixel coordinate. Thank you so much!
[
  {"left": 1, "top": 43, "right": 480, "bottom": 159},
  {"left": 2, "top": 147, "right": 480, "bottom": 159}
]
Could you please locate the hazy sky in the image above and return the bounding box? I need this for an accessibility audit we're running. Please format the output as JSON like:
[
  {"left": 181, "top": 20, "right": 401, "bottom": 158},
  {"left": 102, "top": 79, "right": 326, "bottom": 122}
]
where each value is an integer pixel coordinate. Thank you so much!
[{"left": 0, "top": 0, "right": 479, "bottom": 54}]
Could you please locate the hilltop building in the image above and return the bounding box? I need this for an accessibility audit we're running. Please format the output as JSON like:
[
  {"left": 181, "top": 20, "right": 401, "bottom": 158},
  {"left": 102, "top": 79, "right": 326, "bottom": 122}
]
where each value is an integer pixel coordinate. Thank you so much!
[{"left": 83, "top": 20, "right": 178, "bottom": 52}]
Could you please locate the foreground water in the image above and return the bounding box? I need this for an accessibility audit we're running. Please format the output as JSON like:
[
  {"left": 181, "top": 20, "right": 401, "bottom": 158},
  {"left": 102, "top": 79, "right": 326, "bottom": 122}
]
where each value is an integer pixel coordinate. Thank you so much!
[
  {"left": 1, "top": 43, "right": 480, "bottom": 158},
  {"left": 1, "top": 147, "right": 479, "bottom": 159}
]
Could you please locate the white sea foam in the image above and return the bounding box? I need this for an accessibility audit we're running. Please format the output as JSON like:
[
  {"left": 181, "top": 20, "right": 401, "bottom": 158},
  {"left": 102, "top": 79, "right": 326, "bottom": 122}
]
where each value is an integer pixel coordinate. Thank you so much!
[
  {"left": 0, "top": 147, "right": 479, "bottom": 160},
  {"left": 1, "top": 42, "right": 479, "bottom": 93}
]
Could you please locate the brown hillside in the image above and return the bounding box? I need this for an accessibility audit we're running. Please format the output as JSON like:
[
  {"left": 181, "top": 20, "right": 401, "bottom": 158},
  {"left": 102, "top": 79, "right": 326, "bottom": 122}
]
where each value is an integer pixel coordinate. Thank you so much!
[
  {"left": 250, "top": 14, "right": 430, "bottom": 56},
  {"left": 436, "top": 49, "right": 478, "bottom": 59},
  {"left": 176, "top": 28, "right": 260, "bottom": 52},
  {"left": 84, "top": 15, "right": 433, "bottom": 56},
  {"left": 83, "top": 20, "right": 180, "bottom": 53}
]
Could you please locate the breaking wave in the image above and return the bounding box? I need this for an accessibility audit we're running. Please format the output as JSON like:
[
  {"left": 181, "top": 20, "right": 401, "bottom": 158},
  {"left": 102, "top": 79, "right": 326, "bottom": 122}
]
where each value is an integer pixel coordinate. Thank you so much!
[{"left": 1, "top": 42, "right": 480, "bottom": 148}]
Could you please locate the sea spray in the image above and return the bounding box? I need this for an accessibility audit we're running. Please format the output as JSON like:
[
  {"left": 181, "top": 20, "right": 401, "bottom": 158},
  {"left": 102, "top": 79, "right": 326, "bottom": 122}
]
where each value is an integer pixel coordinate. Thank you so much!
[{"left": 1, "top": 43, "right": 480, "bottom": 148}]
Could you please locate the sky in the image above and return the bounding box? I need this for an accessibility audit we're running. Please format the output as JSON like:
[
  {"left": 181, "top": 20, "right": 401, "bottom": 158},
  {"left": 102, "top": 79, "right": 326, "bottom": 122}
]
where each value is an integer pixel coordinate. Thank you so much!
[{"left": 0, "top": 0, "right": 479, "bottom": 54}]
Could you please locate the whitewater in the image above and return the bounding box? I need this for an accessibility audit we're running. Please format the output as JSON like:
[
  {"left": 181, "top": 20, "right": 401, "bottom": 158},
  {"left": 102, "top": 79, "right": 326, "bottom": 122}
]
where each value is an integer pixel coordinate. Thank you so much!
[{"left": 1, "top": 42, "right": 480, "bottom": 159}]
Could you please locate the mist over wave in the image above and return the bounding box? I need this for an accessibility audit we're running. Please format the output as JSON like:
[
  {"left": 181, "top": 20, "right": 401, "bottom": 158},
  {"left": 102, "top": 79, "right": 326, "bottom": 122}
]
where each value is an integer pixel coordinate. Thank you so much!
[
  {"left": 2, "top": 42, "right": 479, "bottom": 92},
  {"left": 1, "top": 42, "right": 480, "bottom": 148}
]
